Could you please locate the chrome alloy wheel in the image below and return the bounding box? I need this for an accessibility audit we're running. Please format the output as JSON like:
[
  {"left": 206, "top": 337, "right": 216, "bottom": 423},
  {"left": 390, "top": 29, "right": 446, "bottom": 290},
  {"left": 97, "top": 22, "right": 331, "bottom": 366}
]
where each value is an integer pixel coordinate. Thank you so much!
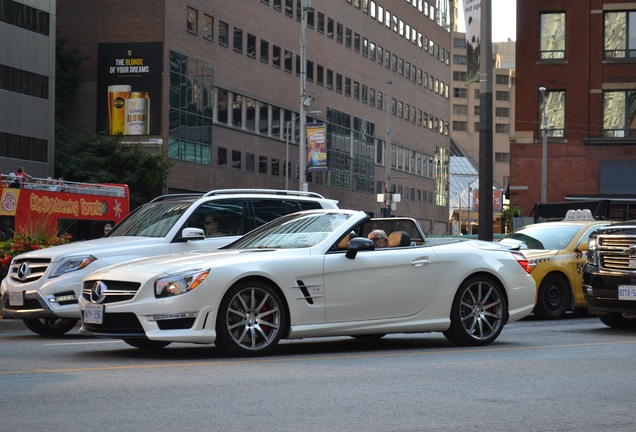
[{"left": 218, "top": 282, "right": 284, "bottom": 356}]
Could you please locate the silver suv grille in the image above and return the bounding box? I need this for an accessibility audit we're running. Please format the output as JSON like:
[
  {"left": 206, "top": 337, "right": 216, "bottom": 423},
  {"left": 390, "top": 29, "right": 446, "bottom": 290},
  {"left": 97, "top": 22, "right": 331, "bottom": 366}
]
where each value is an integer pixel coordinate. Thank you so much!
[
  {"left": 8, "top": 258, "right": 51, "bottom": 284},
  {"left": 597, "top": 235, "right": 636, "bottom": 271}
]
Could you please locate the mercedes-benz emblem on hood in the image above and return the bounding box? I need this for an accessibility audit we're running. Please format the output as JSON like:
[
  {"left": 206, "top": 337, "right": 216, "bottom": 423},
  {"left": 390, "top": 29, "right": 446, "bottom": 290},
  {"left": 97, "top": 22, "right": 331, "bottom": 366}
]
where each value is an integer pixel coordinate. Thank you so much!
[
  {"left": 90, "top": 281, "right": 108, "bottom": 304},
  {"left": 17, "top": 262, "right": 31, "bottom": 281}
]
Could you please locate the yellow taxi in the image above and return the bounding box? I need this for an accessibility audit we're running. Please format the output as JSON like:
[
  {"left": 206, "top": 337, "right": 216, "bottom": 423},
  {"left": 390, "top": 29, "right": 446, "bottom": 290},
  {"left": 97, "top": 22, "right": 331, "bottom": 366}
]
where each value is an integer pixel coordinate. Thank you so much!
[{"left": 500, "top": 210, "right": 610, "bottom": 319}]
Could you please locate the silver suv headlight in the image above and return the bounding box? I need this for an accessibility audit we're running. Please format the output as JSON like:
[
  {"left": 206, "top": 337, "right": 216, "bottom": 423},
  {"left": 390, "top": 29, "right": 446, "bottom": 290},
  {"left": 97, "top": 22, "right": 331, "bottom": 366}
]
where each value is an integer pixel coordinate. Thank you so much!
[
  {"left": 50, "top": 255, "right": 97, "bottom": 278},
  {"left": 155, "top": 269, "right": 210, "bottom": 298}
]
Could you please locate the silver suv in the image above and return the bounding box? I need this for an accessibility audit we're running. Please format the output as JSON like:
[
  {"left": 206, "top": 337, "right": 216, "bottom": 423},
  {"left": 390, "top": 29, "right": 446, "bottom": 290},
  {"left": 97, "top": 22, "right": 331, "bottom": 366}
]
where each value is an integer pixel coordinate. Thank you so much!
[{"left": 0, "top": 189, "right": 338, "bottom": 335}]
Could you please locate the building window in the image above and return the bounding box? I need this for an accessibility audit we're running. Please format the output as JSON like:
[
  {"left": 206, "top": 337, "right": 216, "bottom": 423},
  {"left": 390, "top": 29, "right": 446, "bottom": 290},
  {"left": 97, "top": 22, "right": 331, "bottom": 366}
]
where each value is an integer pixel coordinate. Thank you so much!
[
  {"left": 327, "top": 69, "right": 333, "bottom": 89},
  {"left": 336, "top": 73, "right": 343, "bottom": 93},
  {"left": 345, "top": 27, "right": 352, "bottom": 48},
  {"left": 495, "top": 152, "right": 509, "bottom": 163},
  {"left": 219, "top": 21, "right": 229, "bottom": 46},
  {"left": 495, "top": 91, "right": 510, "bottom": 101},
  {"left": 271, "top": 158, "right": 280, "bottom": 176},
  {"left": 496, "top": 74, "right": 510, "bottom": 85},
  {"left": 453, "top": 87, "right": 467, "bottom": 98},
  {"left": 246, "top": 153, "right": 255, "bottom": 171},
  {"left": 260, "top": 39, "right": 269, "bottom": 63},
  {"left": 217, "top": 147, "right": 227, "bottom": 167},
  {"left": 284, "top": 50, "right": 293, "bottom": 72},
  {"left": 539, "top": 90, "right": 565, "bottom": 138},
  {"left": 203, "top": 15, "right": 213, "bottom": 40},
  {"left": 273, "top": 45, "right": 281, "bottom": 68},
  {"left": 327, "top": 18, "right": 334, "bottom": 38},
  {"left": 232, "top": 150, "right": 242, "bottom": 169},
  {"left": 495, "top": 107, "right": 509, "bottom": 117},
  {"left": 603, "top": 90, "right": 636, "bottom": 137},
  {"left": 604, "top": 11, "right": 636, "bottom": 59},
  {"left": 259, "top": 156, "right": 268, "bottom": 174},
  {"left": 540, "top": 12, "right": 565, "bottom": 60},
  {"left": 316, "top": 64, "right": 324, "bottom": 85},
  {"left": 285, "top": 0, "right": 293, "bottom": 17},
  {"left": 233, "top": 28, "right": 243, "bottom": 53},
  {"left": 247, "top": 34, "right": 256, "bottom": 58},
  {"left": 495, "top": 123, "right": 509, "bottom": 134},
  {"left": 453, "top": 121, "right": 467, "bottom": 131},
  {"left": 187, "top": 7, "right": 198, "bottom": 34},
  {"left": 453, "top": 104, "right": 467, "bottom": 115},
  {"left": 337, "top": 23, "right": 343, "bottom": 43},
  {"left": 317, "top": 12, "right": 325, "bottom": 33},
  {"left": 345, "top": 77, "right": 351, "bottom": 97}
]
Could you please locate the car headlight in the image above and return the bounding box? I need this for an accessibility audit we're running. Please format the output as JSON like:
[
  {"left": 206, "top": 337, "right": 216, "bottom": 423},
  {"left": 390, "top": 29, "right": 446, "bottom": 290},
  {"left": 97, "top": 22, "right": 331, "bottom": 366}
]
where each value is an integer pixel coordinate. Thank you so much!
[
  {"left": 586, "top": 237, "right": 597, "bottom": 266},
  {"left": 50, "top": 255, "right": 97, "bottom": 278},
  {"left": 155, "top": 269, "right": 210, "bottom": 298}
]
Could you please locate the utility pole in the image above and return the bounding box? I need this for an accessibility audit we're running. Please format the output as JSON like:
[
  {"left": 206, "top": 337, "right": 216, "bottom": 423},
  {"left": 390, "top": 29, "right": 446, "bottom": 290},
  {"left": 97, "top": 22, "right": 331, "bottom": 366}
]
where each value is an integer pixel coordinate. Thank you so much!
[
  {"left": 384, "top": 79, "right": 392, "bottom": 217},
  {"left": 478, "top": 0, "right": 493, "bottom": 241},
  {"left": 298, "top": 0, "right": 311, "bottom": 191}
]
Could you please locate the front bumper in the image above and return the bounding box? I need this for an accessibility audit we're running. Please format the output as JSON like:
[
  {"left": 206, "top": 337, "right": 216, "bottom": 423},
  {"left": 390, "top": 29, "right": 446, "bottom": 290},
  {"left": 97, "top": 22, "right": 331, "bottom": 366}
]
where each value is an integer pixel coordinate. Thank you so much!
[
  {"left": 1, "top": 289, "right": 79, "bottom": 319},
  {"left": 582, "top": 267, "right": 636, "bottom": 315}
]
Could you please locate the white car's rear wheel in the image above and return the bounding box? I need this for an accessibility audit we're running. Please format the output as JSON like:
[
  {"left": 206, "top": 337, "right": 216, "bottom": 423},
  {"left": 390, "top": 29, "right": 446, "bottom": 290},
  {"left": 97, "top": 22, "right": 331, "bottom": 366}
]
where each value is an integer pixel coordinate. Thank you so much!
[
  {"left": 444, "top": 276, "right": 506, "bottom": 346},
  {"left": 215, "top": 281, "right": 286, "bottom": 356}
]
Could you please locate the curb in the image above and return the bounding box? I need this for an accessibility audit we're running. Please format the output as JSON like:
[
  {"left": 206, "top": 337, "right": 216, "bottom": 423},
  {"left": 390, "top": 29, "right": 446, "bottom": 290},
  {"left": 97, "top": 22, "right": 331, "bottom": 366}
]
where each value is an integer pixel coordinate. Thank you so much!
[{"left": 0, "top": 318, "right": 26, "bottom": 331}]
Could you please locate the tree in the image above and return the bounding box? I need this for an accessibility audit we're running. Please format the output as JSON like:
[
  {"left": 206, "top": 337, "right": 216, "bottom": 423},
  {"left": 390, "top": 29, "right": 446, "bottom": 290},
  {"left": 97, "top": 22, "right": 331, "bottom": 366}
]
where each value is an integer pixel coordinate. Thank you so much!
[
  {"left": 55, "top": 36, "right": 173, "bottom": 209},
  {"left": 55, "top": 134, "right": 172, "bottom": 209}
]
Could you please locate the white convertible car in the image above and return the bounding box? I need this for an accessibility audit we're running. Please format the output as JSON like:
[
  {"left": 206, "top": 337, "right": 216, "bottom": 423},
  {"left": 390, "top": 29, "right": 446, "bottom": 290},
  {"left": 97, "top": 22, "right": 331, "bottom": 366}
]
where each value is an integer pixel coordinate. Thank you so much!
[{"left": 79, "top": 209, "right": 536, "bottom": 356}]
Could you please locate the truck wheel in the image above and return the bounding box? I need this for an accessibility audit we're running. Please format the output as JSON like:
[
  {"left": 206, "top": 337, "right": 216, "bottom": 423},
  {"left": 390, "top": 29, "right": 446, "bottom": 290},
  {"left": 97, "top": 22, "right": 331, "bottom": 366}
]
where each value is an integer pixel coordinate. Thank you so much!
[
  {"left": 598, "top": 313, "right": 636, "bottom": 329},
  {"left": 23, "top": 318, "right": 78, "bottom": 336},
  {"left": 534, "top": 274, "right": 568, "bottom": 319}
]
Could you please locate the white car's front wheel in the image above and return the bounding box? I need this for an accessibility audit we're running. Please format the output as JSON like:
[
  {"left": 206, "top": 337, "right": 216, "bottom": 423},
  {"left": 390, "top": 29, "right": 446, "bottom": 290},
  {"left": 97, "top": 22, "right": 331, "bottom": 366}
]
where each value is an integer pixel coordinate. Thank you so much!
[
  {"left": 443, "top": 276, "right": 506, "bottom": 346},
  {"left": 215, "top": 281, "right": 287, "bottom": 357},
  {"left": 23, "top": 318, "right": 78, "bottom": 336}
]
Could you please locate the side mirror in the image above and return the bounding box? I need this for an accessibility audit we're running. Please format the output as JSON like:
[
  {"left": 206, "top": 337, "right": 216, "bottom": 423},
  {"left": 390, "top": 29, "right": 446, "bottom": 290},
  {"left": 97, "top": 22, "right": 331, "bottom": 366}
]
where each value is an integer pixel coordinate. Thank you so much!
[
  {"left": 345, "top": 237, "right": 375, "bottom": 259},
  {"left": 180, "top": 227, "right": 205, "bottom": 241}
]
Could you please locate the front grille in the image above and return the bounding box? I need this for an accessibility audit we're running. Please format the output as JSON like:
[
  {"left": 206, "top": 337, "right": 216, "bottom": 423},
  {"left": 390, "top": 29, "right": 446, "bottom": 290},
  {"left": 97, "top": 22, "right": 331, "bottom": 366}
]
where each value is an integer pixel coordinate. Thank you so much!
[
  {"left": 598, "top": 235, "right": 636, "bottom": 271},
  {"left": 81, "top": 312, "right": 144, "bottom": 334},
  {"left": 81, "top": 280, "right": 142, "bottom": 304},
  {"left": 8, "top": 258, "right": 51, "bottom": 284}
]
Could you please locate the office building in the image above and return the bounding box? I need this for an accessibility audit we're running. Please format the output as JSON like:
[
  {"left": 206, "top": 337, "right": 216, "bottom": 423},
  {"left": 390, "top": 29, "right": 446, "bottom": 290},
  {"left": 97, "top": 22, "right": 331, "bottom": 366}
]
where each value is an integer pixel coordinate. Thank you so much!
[{"left": 56, "top": 0, "right": 454, "bottom": 233}]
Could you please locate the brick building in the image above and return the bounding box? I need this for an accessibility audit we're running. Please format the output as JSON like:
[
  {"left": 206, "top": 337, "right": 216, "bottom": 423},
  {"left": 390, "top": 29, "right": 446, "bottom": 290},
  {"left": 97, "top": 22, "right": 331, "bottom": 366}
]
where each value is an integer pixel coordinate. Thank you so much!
[
  {"left": 512, "top": 0, "right": 636, "bottom": 220},
  {"left": 56, "top": 0, "right": 455, "bottom": 234}
]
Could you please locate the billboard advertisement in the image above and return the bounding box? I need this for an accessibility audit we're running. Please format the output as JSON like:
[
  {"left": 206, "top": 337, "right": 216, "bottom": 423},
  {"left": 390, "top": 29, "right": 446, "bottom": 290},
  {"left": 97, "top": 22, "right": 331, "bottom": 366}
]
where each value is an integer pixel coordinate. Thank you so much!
[
  {"left": 306, "top": 123, "right": 327, "bottom": 172},
  {"left": 96, "top": 42, "right": 163, "bottom": 136}
]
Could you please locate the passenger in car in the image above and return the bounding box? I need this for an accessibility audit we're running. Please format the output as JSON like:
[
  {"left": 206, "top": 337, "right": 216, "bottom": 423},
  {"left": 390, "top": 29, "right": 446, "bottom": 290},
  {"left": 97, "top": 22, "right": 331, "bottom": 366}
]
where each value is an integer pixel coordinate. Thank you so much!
[{"left": 367, "top": 229, "right": 388, "bottom": 248}]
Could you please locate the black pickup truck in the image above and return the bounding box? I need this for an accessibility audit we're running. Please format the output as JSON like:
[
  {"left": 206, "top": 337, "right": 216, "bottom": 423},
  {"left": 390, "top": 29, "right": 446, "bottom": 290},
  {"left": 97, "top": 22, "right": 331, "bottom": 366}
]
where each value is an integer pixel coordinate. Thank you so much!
[{"left": 583, "top": 222, "right": 636, "bottom": 328}]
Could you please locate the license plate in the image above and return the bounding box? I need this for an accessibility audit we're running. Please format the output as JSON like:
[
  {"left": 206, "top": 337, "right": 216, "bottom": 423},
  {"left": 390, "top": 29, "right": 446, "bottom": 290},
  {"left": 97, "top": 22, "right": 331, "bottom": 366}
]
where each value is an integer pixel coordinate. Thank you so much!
[
  {"left": 618, "top": 285, "right": 636, "bottom": 301},
  {"left": 9, "top": 291, "right": 24, "bottom": 306},
  {"left": 84, "top": 303, "right": 104, "bottom": 324}
]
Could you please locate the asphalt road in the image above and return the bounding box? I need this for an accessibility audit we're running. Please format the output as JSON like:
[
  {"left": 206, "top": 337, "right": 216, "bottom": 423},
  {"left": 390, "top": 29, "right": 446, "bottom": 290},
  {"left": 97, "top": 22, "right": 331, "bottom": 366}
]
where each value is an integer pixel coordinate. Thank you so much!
[{"left": 1, "top": 315, "right": 635, "bottom": 432}]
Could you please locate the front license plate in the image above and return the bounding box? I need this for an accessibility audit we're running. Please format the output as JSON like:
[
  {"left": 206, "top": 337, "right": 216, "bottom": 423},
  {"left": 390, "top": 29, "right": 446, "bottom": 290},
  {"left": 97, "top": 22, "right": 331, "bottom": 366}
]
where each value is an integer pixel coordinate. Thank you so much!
[
  {"left": 618, "top": 285, "right": 636, "bottom": 301},
  {"left": 9, "top": 291, "right": 24, "bottom": 306},
  {"left": 84, "top": 303, "right": 104, "bottom": 324}
]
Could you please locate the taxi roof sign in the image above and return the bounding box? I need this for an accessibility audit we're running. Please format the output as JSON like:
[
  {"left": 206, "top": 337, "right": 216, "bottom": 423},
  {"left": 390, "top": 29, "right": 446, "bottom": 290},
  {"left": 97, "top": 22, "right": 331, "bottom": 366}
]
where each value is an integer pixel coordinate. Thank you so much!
[{"left": 564, "top": 209, "right": 595, "bottom": 221}]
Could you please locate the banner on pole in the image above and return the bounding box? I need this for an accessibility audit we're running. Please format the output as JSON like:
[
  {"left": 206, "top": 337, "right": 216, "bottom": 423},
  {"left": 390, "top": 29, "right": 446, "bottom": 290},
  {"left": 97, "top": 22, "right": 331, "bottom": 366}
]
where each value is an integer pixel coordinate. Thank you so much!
[
  {"left": 306, "top": 123, "right": 327, "bottom": 172},
  {"left": 463, "top": 0, "right": 481, "bottom": 85}
]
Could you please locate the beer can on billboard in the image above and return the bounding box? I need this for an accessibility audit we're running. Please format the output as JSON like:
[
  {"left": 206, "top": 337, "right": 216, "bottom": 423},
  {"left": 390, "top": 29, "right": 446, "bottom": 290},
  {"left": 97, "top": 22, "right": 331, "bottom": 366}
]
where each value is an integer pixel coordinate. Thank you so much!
[
  {"left": 108, "top": 85, "right": 131, "bottom": 135},
  {"left": 125, "top": 92, "right": 150, "bottom": 135}
]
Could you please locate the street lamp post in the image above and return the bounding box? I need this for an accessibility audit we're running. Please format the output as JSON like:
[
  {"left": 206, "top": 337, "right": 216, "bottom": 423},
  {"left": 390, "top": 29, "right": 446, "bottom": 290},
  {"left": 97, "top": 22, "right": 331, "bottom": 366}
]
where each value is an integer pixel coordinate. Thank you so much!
[
  {"left": 298, "top": 0, "right": 312, "bottom": 191},
  {"left": 539, "top": 86, "right": 548, "bottom": 203},
  {"left": 285, "top": 110, "right": 321, "bottom": 190}
]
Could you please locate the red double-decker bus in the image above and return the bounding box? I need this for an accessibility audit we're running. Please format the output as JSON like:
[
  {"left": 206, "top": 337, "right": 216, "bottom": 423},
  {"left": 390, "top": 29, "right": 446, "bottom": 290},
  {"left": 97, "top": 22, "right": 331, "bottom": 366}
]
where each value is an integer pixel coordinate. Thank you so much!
[{"left": 0, "top": 176, "right": 130, "bottom": 241}]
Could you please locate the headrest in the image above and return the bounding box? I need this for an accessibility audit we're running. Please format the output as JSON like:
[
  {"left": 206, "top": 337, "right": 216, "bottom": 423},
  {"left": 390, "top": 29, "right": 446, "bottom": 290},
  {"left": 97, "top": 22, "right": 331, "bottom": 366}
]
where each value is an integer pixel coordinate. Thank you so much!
[
  {"left": 388, "top": 231, "right": 411, "bottom": 247},
  {"left": 338, "top": 232, "right": 356, "bottom": 250}
]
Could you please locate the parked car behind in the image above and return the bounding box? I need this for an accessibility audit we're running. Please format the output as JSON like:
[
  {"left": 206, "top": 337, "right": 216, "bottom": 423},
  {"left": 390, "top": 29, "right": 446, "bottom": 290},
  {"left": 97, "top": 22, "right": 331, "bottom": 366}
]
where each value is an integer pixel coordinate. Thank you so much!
[
  {"left": 1, "top": 189, "right": 338, "bottom": 336},
  {"left": 500, "top": 211, "right": 609, "bottom": 319}
]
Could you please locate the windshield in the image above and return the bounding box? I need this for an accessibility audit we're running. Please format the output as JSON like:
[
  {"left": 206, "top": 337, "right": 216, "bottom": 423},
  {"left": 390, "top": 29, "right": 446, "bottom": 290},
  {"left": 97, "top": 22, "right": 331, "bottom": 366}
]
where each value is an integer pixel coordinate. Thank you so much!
[
  {"left": 502, "top": 225, "right": 581, "bottom": 250},
  {"left": 108, "top": 201, "right": 194, "bottom": 238},
  {"left": 228, "top": 212, "right": 353, "bottom": 249}
]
